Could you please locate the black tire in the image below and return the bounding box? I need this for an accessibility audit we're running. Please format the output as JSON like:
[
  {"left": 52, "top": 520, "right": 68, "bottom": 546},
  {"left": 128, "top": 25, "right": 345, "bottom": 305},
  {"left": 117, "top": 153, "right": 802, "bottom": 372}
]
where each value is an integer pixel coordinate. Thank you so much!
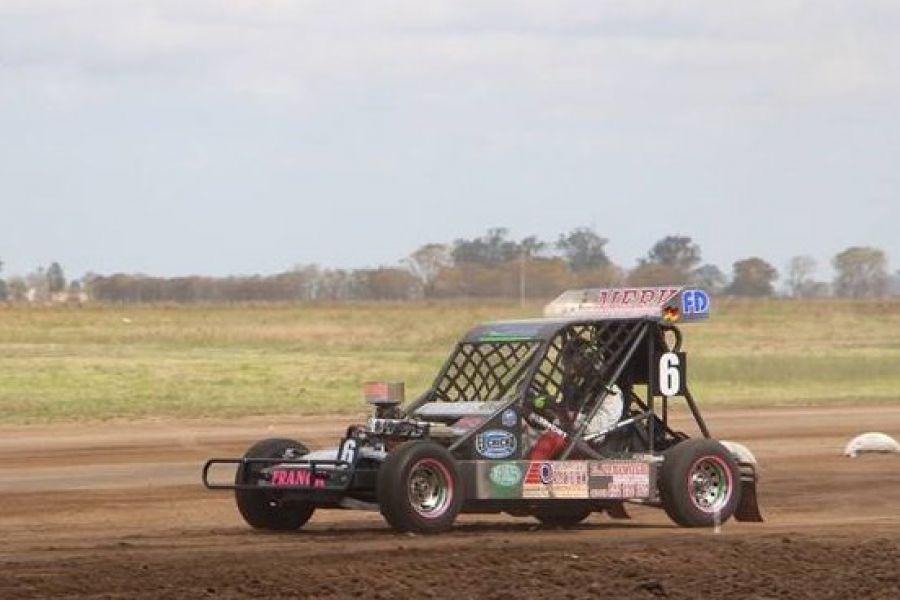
[
  {"left": 235, "top": 438, "right": 315, "bottom": 531},
  {"left": 659, "top": 438, "right": 741, "bottom": 528},
  {"left": 377, "top": 441, "right": 463, "bottom": 533},
  {"left": 532, "top": 506, "right": 593, "bottom": 527}
]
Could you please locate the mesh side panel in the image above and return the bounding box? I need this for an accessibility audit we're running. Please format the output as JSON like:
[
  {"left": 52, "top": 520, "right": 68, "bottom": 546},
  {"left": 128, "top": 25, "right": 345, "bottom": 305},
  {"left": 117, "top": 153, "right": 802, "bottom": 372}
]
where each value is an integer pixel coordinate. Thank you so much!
[
  {"left": 529, "top": 321, "right": 643, "bottom": 404},
  {"left": 434, "top": 342, "right": 538, "bottom": 402}
]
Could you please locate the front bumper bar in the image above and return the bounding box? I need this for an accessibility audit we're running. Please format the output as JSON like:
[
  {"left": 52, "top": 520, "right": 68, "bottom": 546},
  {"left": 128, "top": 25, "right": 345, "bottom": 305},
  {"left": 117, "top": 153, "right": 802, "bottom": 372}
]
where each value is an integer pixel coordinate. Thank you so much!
[{"left": 202, "top": 456, "right": 358, "bottom": 495}]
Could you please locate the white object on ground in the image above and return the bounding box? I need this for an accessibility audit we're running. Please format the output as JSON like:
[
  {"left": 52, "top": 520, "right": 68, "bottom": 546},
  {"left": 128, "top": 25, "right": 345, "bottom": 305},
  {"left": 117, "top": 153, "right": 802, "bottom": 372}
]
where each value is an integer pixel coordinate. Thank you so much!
[
  {"left": 721, "top": 440, "right": 758, "bottom": 465},
  {"left": 843, "top": 432, "right": 900, "bottom": 457}
]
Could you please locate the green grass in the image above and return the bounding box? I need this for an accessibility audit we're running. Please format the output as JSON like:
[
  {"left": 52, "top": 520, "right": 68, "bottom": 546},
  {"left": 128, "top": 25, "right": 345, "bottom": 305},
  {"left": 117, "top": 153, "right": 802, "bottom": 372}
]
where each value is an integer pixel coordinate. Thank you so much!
[{"left": 0, "top": 299, "right": 898, "bottom": 423}]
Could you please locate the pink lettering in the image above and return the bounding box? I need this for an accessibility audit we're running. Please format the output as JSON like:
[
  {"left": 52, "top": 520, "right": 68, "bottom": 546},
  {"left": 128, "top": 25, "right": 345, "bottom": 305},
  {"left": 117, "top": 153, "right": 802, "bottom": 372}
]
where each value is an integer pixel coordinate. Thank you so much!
[
  {"left": 270, "top": 468, "right": 326, "bottom": 487},
  {"left": 658, "top": 288, "right": 680, "bottom": 304}
]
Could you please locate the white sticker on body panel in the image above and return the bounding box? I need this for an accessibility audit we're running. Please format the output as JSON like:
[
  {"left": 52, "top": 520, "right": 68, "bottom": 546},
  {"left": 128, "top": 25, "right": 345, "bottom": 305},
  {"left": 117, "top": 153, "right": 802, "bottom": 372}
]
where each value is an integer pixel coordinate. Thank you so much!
[
  {"left": 588, "top": 461, "right": 652, "bottom": 499},
  {"left": 522, "top": 461, "right": 589, "bottom": 499}
]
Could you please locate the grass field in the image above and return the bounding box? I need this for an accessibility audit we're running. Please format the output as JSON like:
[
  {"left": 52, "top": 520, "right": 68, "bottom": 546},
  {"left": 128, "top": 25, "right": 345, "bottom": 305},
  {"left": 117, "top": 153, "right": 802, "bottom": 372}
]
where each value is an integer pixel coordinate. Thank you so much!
[{"left": 1, "top": 299, "right": 899, "bottom": 423}]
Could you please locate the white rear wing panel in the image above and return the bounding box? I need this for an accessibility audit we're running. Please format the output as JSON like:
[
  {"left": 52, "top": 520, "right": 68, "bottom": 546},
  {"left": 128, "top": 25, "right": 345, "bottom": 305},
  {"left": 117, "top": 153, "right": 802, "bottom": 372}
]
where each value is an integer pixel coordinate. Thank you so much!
[{"left": 543, "top": 287, "right": 710, "bottom": 323}]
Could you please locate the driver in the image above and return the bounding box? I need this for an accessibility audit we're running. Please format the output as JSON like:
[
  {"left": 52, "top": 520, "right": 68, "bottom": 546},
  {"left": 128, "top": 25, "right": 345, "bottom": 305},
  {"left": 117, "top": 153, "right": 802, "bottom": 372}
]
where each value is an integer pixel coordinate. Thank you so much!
[
  {"left": 560, "top": 337, "right": 594, "bottom": 416},
  {"left": 524, "top": 336, "right": 626, "bottom": 458},
  {"left": 524, "top": 336, "right": 594, "bottom": 459}
]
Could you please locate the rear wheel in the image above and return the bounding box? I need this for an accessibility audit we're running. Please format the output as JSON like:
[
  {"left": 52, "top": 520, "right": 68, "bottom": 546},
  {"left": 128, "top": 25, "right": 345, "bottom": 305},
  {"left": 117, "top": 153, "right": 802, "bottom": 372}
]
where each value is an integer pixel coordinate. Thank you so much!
[
  {"left": 377, "top": 441, "right": 462, "bottom": 533},
  {"left": 235, "top": 438, "right": 315, "bottom": 531},
  {"left": 659, "top": 438, "right": 741, "bottom": 527}
]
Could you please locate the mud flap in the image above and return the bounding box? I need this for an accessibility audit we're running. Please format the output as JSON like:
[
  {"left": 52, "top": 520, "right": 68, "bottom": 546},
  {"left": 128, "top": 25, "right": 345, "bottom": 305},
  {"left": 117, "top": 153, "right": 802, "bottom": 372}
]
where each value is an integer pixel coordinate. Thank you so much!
[
  {"left": 734, "top": 467, "right": 764, "bottom": 522},
  {"left": 721, "top": 440, "right": 763, "bottom": 523},
  {"left": 606, "top": 502, "right": 631, "bottom": 520}
]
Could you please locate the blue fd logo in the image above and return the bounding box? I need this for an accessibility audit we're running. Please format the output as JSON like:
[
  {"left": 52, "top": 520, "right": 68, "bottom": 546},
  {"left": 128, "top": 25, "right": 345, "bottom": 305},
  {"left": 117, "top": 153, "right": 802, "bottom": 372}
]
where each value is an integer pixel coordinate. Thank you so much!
[{"left": 682, "top": 290, "right": 709, "bottom": 316}]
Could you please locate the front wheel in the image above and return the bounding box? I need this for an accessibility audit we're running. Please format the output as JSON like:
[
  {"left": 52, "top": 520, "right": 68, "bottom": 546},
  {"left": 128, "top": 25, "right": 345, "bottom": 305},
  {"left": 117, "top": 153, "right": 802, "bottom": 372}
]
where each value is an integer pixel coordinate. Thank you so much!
[
  {"left": 659, "top": 439, "right": 741, "bottom": 528},
  {"left": 235, "top": 438, "right": 315, "bottom": 531},
  {"left": 377, "top": 441, "right": 463, "bottom": 533}
]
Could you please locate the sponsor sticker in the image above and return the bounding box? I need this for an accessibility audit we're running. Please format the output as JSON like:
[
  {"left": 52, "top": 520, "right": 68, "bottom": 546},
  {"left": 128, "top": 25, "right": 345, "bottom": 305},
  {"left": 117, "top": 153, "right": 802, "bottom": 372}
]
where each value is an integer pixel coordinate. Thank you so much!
[
  {"left": 501, "top": 408, "right": 518, "bottom": 428},
  {"left": 523, "top": 461, "right": 589, "bottom": 498},
  {"left": 588, "top": 461, "right": 651, "bottom": 499},
  {"left": 268, "top": 468, "right": 327, "bottom": 488},
  {"left": 476, "top": 429, "right": 517, "bottom": 459},
  {"left": 488, "top": 462, "right": 523, "bottom": 488},
  {"left": 682, "top": 289, "right": 710, "bottom": 316}
]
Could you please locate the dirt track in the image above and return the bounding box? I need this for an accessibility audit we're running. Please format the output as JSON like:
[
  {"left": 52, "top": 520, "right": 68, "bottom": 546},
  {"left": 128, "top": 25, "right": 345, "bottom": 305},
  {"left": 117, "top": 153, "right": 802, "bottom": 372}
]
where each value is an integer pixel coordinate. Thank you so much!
[{"left": 1, "top": 407, "right": 899, "bottom": 599}]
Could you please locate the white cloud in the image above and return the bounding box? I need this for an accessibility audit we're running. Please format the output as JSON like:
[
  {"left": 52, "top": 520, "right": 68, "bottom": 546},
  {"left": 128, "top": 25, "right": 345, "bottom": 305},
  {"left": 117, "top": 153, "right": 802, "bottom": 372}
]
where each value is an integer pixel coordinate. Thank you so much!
[
  {"left": 2, "top": 0, "right": 898, "bottom": 115},
  {"left": 1, "top": 1, "right": 899, "bottom": 276}
]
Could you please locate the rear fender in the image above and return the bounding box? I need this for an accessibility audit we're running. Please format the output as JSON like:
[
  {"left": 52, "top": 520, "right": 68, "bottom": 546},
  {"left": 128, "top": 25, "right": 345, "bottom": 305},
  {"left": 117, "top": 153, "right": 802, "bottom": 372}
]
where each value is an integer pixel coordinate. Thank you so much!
[{"left": 721, "top": 440, "right": 764, "bottom": 523}]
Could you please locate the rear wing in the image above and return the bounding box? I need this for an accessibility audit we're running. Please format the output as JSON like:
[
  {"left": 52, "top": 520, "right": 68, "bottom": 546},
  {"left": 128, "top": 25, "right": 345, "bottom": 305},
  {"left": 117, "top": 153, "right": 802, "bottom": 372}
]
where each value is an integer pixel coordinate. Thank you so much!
[{"left": 544, "top": 287, "right": 710, "bottom": 323}]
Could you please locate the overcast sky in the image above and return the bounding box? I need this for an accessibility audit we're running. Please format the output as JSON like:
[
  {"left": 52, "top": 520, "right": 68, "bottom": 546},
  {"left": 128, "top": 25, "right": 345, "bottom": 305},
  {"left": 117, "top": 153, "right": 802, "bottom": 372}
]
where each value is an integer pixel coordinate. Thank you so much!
[{"left": 1, "top": 1, "right": 898, "bottom": 279}]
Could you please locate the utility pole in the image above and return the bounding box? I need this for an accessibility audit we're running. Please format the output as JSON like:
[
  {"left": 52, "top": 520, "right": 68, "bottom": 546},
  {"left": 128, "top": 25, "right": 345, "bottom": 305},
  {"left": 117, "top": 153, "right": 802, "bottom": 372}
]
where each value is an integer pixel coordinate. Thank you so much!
[{"left": 519, "top": 251, "right": 526, "bottom": 307}]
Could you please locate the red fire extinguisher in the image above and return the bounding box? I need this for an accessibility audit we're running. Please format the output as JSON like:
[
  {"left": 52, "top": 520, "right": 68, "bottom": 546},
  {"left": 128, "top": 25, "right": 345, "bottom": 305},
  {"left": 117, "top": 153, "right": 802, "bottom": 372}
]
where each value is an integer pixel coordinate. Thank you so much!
[{"left": 529, "top": 430, "right": 567, "bottom": 460}]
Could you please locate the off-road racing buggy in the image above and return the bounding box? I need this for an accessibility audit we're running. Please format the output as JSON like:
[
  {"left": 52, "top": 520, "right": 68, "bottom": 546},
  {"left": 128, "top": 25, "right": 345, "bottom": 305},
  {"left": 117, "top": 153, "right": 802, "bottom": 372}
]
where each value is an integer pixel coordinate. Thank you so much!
[{"left": 203, "top": 287, "right": 763, "bottom": 533}]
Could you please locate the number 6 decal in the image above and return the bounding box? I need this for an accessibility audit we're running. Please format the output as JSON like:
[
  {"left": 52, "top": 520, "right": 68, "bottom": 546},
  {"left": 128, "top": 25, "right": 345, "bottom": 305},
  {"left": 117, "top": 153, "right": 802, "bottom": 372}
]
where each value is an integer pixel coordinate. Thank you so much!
[
  {"left": 340, "top": 438, "right": 358, "bottom": 463},
  {"left": 658, "top": 352, "right": 685, "bottom": 396}
]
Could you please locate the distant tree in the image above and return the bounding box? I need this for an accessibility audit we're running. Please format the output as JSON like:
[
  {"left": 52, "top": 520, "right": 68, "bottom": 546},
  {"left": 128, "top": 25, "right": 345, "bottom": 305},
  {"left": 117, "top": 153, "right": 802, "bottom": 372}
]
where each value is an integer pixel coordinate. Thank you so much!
[
  {"left": 784, "top": 256, "right": 817, "bottom": 298},
  {"left": 783, "top": 255, "right": 829, "bottom": 298},
  {"left": 627, "top": 263, "right": 685, "bottom": 287},
  {"left": 286, "top": 264, "right": 321, "bottom": 300},
  {"left": 8, "top": 277, "right": 27, "bottom": 302},
  {"left": 79, "top": 272, "right": 99, "bottom": 301},
  {"left": 805, "top": 281, "right": 832, "bottom": 298},
  {"left": 515, "top": 257, "right": 572, "bottom": 298},
  {"left": 572, "top": 264, "right": 626, "bottom": 289},
  {"left": 405, "top": 244, "right": 452, "bottom": 298},
  {"left": 446, "top": 229, "right": 555, "bottom": 299},
  {"left": 644, "top": 235, "right": 702, "bottom": 274},
  {"left": 361, "top": 267, "right": 416, "bottom": 300},
  {"left": 556, "top": 228, "right": 610, "bottom": 272},
  {"left": 0, "top": 279, "right": 7, "bottom": 301},
  {"left": 892, "top": 270, "right": 900, "bottom": 296},
  {"left": 452, "top": 228, "right": 521, "bottom": 266},
  {"left": 519, "top": 235, "right": 547, "bottom": 260},
  {"left": 433, "top": 263, "right": 517, "bottom": 299},
  {"left": 832, "top": 246, "right": 888, "bottom": 298},
  {"left": 690, "top": 264, "right": 727, "bottom": 294},
  {"left": 514, "top": 236, "right": 549, "bottom": 304},
  {"left": 46, "top": 262, "right": 66, "bottom": 294},
  {"left": 727, "top": 257, "right": 778, "bottom": 297},
  {"left": 629, "top": 235, "right": 702, "bottom": 286},
  {"left": 25, "top": 267, "right": 49, "bottom": 302}
]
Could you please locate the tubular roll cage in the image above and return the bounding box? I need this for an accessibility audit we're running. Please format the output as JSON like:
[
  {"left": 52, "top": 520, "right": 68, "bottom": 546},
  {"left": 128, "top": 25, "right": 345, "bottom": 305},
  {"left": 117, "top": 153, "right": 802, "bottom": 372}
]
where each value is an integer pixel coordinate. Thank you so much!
[{"left": 411, "top": 317, "right": 710, "bottom": 457}]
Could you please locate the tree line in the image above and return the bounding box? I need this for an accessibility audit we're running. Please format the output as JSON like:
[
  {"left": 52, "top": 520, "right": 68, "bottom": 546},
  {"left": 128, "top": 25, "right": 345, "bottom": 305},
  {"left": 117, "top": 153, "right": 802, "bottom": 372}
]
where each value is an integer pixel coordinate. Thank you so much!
[{"left": 0, "top": 228, "right": 896, "bottom": 303}]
